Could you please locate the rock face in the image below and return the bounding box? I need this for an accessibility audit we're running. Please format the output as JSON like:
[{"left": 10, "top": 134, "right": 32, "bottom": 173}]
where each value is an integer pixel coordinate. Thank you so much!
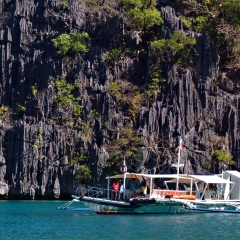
[
  {"left": 0, "top": 1, "right": 239, "bottom": 199},
  {"left": 0, "top": 180, "right": 8, "bottom": 199}
]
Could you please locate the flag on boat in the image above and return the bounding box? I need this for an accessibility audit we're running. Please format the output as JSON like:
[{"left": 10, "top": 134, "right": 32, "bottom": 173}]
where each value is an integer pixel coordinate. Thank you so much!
[{"left": 179, "top": 137, "right": 183, "bottom": 151}]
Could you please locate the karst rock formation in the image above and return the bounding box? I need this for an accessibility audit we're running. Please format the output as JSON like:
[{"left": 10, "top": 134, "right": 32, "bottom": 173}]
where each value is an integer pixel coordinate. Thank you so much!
[{"left": 0, "top": 0, "right": 239, "bottom": 199}]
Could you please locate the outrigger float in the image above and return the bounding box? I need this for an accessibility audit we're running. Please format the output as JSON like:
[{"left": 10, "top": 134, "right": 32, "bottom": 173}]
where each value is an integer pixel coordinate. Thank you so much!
[{"left": 56, "top": 199, "right": 90, "bottom": 211}]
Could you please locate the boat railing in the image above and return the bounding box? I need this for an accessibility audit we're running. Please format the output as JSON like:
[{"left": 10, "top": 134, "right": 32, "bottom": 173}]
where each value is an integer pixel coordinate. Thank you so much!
[
  {"left": 76, "top": 186, "right": 108, "bottom": 199},
  {"left": 76, "top": 186, "right": 131, "bottom": 202}
]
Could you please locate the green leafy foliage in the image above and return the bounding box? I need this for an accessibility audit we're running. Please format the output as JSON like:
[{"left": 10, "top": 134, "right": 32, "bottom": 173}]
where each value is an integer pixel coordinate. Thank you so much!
[
  {"left": 150, "top": 31, "right": 196, "bottom": 64},
  {"left": 103, "top": 48, "right": 123, "bottom": 69},
  {"left": 72, "top": 152, "right": 88, "bottom": 164},
  {"left": 31, "top": 83, "right": 38, "bottom": 96},
  {"left": 203, "top": 0, "right": 240, "bottom": 27},
  {"left": 128, "top": 92, "right": 142, "bottom": 124},
  {"left": 0, "top": 105, "right": 10, "bottom": 120},
  {"left": 71, "top": 152, "right": 92, "bottom": 186},
  {"left": 76, "top": 164, "right": 92, "bottom": 184},
  {"left": 106, "top": 126, "right": 142, "bottom": 175},
  {"left": 32, "top": 127, "right": 43, "bottom": 150},
  {"left": 179, "top": 16, "right": 193, "bottom": 29},
  {"left": 146, "top": 62, "right": 165, "bottom": 102},
  {"left": 16, "top": 104, "right": 26, "bottom": 116},
  {"left": 109, "top": 127, "right": 142, "bottom": 159},
  {"left": 61, "top": 0, "right": 68, "bottom": 7},
  {"left": 108, "top": 80, "right": 143, "bottom": 125},
  {"left": 195, "top": 16, "right": 210, "bottom": 33},
  {"left": 223, "top": 1, "right": 240, "bottom": 27},
  {"left": 52, "top": 32, "right": 90, "bottom": 55},
  {"left": 176, "top": 0, "right": 240, "bottom": 67},
  {"left": 120, "top": 0, "right": 163, "bottom": 30},
  {"left": 54, "top": 77, "right": 75, "bottom": 106},
  {"left": 80, "top": 110, "right": 99, "bottom": 142},
  {"left": 214, "top": 150, "right": 235, "bottom": 165},
  {"left": 108, "top": 81, "right": 124, "bottom": 103},
  {"left": 53, "top": 77, "right": 82, "bottom": 123}
]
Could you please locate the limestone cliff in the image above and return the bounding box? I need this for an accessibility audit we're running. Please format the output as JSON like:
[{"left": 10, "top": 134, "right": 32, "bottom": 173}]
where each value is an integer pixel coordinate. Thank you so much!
[{"left": 0, "top": 0, "right": 239, "bottom": 199}]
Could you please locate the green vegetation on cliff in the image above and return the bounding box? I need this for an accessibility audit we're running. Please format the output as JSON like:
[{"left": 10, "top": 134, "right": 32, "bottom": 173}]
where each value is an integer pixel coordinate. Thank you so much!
[
  {"left": 52, "top": 32, "right": 90, "bottom": 55},
  {"left": 150, "top": 31, "right": 196, "bottom": 65},
  {"left": 120, "top": 0, "right": 163, "bottom": 31},
  {"left": 172, "top": 0, "right": 240, "bottom": 68}
]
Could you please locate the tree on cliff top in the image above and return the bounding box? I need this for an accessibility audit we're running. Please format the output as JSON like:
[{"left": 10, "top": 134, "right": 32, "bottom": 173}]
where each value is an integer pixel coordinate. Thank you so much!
[
  {"left": 173, "top": 0, "right": 240, "bottom": 68},
  {"left": 120, "top": 0, "right": 163, "bottom": 30}
]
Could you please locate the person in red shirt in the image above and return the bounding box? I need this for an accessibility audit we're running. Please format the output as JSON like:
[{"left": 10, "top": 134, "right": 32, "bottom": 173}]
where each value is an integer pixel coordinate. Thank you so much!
[{"left": 112, "top": 180, "right": 120, "bottom": 201}]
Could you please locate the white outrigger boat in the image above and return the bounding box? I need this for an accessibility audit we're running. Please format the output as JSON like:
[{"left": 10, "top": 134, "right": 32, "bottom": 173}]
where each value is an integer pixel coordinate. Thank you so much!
[
  {"left": 57, "top": 138, "right": 240, "bottom": 214},
  {"left": 58, "top": 170, "right": 240, "bottom": 214}
]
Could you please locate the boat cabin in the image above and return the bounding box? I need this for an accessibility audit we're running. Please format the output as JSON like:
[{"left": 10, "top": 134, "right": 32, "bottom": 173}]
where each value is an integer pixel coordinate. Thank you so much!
[{"left": 106, "top": 173, "right": 235, "bottom": 201}]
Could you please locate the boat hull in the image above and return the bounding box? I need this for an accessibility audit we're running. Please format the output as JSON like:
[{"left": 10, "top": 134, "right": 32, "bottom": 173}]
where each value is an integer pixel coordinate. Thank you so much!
[
  {"left": 184, "top": 201, "right": 240, "bottom": 213},
  {"left": 56, "top": 207, "right": 90, "bottom": 211},
  {"left": 186, "top": 207, "right": 240, "bottom": 213},
  {"left": 72, "top": 195, "right": 240, "bottom": 214},
  {"left": 72, "top": 195, "right": 197, "bottom": 214}
]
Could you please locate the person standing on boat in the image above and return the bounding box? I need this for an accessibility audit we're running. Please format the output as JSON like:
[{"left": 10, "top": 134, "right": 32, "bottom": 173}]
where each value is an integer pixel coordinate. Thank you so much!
[
  {"left": 130, "top": 176, "right": 137, "bottom": 198},
  {"left": 119, "top": 180, "right": 125, "bottom": 201},
  {"left": 214, "top": 184, "right": 220, "bottom": 200},
  {"left": 140, "top": 176, "right": 147, "bottom": 198},
  {"left": 112, "top": 180, "right": 120, "bottom": 201}
]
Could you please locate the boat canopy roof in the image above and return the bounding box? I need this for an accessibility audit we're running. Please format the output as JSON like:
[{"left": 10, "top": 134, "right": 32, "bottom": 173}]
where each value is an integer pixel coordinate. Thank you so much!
[
  {"left": 188, "top": 175, "right": 234, "bottom": 184},
  {"left": 166, "top": 175, "right": 234, "bottom": 184},
  {"left": 224, "top": 170, "right": 240, "bottom": 179},
  {"left": 106, "top": 172, "right": 234, "bottom": 184},
  {"left": 165, "top": 177, "right": 199, "bottom": 184},
  {"left": 107, "top": 173, "right": 183, "bottom": 179}
]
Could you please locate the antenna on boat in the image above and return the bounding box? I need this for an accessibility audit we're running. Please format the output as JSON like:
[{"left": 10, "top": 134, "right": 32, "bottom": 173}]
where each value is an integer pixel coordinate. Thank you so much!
[
  {"left": 120, "top": 157, "right": 127, "bottom": 201},
  {"left": 172, "top": 136, "right": 184, "bottom": 190}
]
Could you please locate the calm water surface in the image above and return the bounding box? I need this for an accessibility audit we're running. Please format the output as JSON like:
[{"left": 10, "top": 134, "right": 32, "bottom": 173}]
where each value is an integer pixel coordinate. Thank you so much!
[{"left": 0, "top": 200, "right": 240, "bottom": 240}]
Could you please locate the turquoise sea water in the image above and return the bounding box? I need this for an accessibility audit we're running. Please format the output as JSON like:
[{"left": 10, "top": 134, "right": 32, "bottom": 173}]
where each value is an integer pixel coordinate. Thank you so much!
[{"left": 0, "top": 200, "right": 240, "bottom": 240}]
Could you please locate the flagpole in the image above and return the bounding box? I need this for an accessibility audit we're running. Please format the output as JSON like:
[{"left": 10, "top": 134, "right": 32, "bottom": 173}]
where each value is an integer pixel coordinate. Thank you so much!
[{"left": 176, "top": 136, "right": 182, "bottom": 190}]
